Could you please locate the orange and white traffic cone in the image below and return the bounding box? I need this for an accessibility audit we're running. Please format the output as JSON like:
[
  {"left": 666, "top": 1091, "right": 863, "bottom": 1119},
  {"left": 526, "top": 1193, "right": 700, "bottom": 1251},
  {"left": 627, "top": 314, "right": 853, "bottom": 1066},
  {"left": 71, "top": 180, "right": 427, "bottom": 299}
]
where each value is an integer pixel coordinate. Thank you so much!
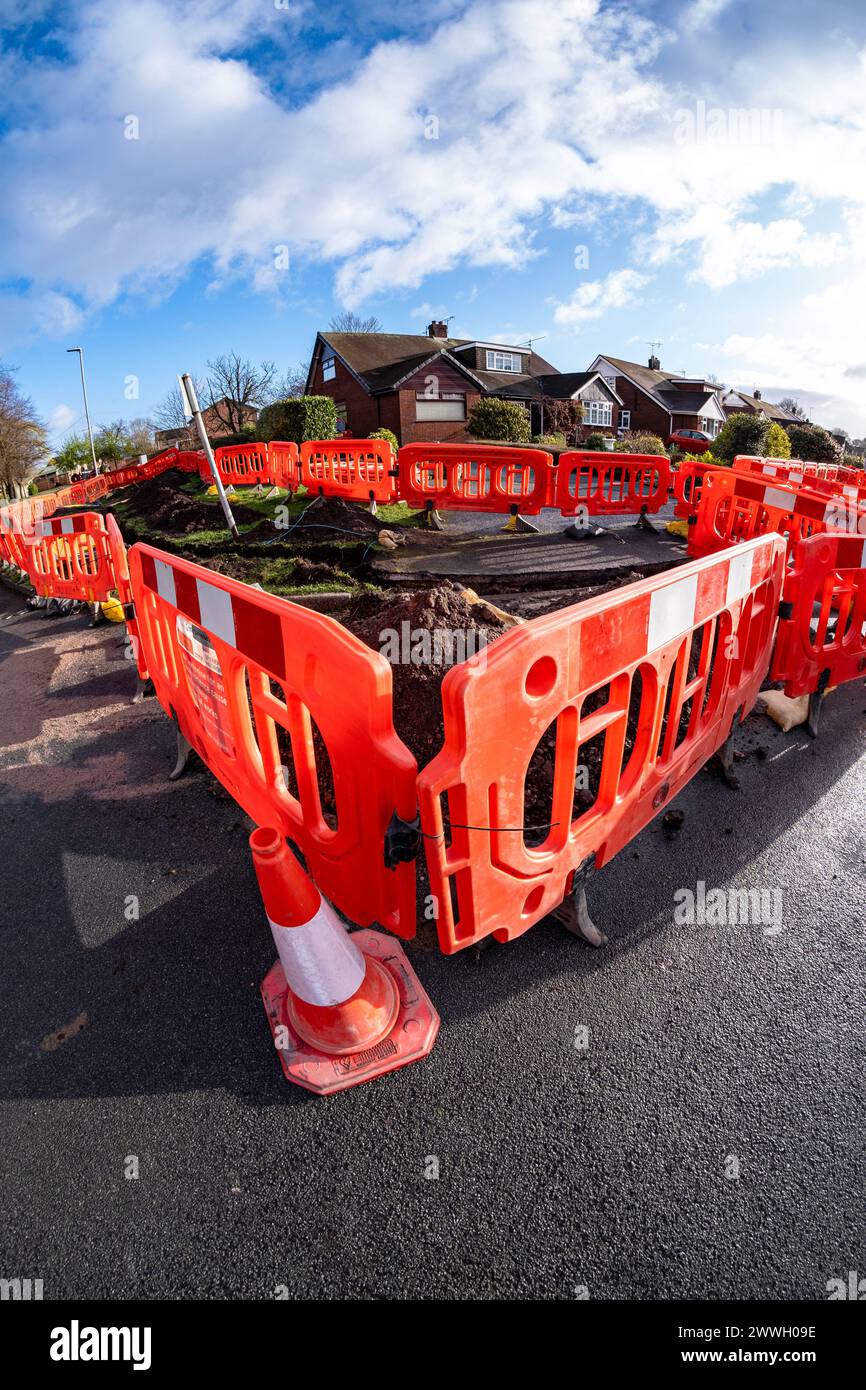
[{"left": 250, "top": 827, "right": 439, "bottom": 1095}]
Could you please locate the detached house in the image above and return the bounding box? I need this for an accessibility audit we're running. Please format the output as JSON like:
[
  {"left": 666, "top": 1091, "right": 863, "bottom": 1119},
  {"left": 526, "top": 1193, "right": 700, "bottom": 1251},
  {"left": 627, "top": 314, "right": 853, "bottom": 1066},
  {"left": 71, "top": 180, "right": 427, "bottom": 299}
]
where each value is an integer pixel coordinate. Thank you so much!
[
  {"left": 305, "top": 322, "right": 621, "bottom": 445},
  {"left": 588, "top": 353, "right": 728, "bottom": 441},
  {"left": 722, "top": 389, "right": 803, "bottom": 426}
]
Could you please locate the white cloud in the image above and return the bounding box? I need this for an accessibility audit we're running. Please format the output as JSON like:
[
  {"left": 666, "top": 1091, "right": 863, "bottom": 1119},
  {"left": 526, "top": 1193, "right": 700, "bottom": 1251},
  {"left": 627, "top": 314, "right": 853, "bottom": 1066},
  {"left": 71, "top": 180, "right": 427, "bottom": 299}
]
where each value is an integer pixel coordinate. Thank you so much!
[
  {"left": 3, "top": 0, "right": 866, "bottom": 426},
  {"left": 553, "top": 269, "right": 651, "bottom": 329},
  {"left": 48, "top": 403, "right": 79, "bottom": 436},
  {"left": 649, "top": 210, "right": 846, "bottom": 289}
]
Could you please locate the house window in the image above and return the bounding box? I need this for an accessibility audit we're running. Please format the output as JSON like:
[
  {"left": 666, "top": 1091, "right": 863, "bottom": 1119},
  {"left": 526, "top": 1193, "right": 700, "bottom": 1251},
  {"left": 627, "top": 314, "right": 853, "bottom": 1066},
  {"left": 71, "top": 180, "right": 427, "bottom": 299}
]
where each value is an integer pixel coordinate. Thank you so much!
[
  {"left": 700, "top": 416, "right": 719, "bottom": 437},
  {"left": 322, "top": 355, "right": 336, "bottom": 382},
  {"left": 585, "top": 401, "right": 613, "bottom": 427},
  {"left": 415, "top": 391, "right": 466, "bottom": 422},
  {"left": 485, "top": 350, "right": 522, "bottom": 373},
  {"left": 334, "top": 403, "right": 347, "bottom": 434},
  {"left": 619, "top": 409, "right": 631, "bottom": 430}
]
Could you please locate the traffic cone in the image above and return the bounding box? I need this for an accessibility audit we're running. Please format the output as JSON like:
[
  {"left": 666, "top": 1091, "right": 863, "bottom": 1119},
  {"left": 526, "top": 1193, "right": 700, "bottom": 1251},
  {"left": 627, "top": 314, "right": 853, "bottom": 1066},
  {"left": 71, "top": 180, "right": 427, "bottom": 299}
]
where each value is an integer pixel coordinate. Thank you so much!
[{"left": 250, "top": 827, "right": 439, "bottom": 1095}]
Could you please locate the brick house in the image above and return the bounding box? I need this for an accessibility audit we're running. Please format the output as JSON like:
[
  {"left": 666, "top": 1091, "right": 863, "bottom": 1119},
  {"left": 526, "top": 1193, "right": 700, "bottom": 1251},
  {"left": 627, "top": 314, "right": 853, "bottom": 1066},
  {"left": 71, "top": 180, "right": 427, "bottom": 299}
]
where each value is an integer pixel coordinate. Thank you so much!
[
  {"left": 722, "top": 388, "right": 803, "bottom": 426},
  {"left": 154, "top": 398, "right": 259, "bottom": 450},
  {"left": 305, "top": 322, "right": 580, "bottom": 445},
  {"left": 588, "top": 354, "right": 728, "bottom": 441}
]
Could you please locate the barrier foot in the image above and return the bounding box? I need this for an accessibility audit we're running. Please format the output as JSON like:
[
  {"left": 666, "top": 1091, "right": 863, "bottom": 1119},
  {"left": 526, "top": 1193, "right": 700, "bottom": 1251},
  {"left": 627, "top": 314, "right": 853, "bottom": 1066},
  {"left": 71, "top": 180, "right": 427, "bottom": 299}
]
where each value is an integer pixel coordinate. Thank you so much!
[
  {"left": 423, "top": 504, "right": 444, "bottom": 531},
  {"left": 714, "top": 711, "right": 741, "bottom": 789},
  {"left": 503, "top": 511, "right": 539, "bottom": 534},
  {"left": 132, "top": 675, "right": 154, "bottom": 705},
  {"left": 551, "top": 860, "right": 607, "bottom": 948},
  {"left": 368, "top": 498, "right": 378, "bottom": 516},
  {"left": 634, "top": 510, "right": 658, "bottom": 533},
  {"left": 806, "top": 691, "right": 825, "bottom": 739},
  {"left": 169, "top": 727, "right": 194, "bottom": 781},
  {"left": 89, "top": 602, "right": 106, "bottom": 627}
]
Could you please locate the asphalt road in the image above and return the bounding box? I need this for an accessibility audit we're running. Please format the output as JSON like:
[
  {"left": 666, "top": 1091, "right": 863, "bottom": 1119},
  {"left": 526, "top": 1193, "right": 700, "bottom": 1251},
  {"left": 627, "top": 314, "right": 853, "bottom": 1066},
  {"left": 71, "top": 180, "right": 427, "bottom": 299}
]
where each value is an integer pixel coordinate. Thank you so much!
[{"left": 1, "top": 582, "right": 864, "bottom": 1301}]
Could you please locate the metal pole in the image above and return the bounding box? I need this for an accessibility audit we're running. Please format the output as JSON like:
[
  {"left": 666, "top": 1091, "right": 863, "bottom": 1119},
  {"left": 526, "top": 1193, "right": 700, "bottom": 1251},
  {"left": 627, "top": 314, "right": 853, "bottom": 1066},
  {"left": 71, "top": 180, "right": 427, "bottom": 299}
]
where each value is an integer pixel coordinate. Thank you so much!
[
  {"left": 180, "top": 373, "right": 239, "bottom": 540},
  {"left": 67, "top": 347, "right": 98, "bottom": 471}
]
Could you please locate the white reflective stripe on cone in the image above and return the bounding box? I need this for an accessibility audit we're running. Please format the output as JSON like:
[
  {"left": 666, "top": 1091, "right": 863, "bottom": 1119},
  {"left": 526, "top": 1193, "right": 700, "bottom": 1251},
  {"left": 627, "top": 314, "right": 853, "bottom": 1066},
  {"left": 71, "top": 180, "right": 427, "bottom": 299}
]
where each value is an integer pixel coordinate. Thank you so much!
[{"left": 267, "top": 900, "right": 366, "bottom": 1007}]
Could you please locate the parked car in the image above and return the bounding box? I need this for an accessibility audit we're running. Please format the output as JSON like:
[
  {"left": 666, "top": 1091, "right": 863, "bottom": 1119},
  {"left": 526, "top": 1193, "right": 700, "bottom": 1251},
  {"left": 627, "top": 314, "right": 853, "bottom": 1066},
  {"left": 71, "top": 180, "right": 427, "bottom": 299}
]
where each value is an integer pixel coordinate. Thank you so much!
[{"left": 667, "top": 429, "right": 712, "bottom": 454}]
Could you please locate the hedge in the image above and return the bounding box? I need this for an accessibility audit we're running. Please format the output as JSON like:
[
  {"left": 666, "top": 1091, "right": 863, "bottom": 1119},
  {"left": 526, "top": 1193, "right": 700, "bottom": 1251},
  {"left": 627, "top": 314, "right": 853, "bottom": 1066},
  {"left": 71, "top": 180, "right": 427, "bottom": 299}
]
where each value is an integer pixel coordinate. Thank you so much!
[{"left": 256, "top": 396, "right": 337, "bottom": 445}]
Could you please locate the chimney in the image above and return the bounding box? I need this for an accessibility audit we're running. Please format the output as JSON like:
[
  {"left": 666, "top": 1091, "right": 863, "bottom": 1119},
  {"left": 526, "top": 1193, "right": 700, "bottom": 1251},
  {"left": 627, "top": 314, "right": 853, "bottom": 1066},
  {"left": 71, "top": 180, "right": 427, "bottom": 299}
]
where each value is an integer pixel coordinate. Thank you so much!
[
  {"left": 753, "top": 387, "right": 762, "bottom": 399},
  {"left": 427, "top": 320, "right": 448, "bottom": 339},
  {"left": 648, "top": 353, "right": 660, "bottom": 371}
]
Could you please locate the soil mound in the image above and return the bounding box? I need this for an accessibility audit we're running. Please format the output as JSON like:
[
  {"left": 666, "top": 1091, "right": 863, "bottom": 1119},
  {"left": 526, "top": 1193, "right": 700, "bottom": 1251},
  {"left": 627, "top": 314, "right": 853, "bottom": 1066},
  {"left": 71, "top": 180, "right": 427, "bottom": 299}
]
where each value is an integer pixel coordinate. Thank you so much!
[
  {"left": 345, "top": 582, "right": 509, "bottom": 766},
  {"left": 122, "top": 470, "right": 260, "bottom": 535}
]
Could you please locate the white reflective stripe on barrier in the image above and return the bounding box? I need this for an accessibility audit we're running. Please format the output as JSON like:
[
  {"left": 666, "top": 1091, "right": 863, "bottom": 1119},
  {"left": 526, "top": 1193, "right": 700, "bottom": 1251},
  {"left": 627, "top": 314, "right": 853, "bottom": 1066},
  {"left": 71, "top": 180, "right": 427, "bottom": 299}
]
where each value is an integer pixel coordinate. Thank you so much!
[
  {"left": 647, "top": 573, "right": 698, "bottom": 651},
  {"left": 267, "top": 901, "right": 366, "bottom": 1006},
  {"left": 726, "top": 548, "right": 753, "bottom": 605}
]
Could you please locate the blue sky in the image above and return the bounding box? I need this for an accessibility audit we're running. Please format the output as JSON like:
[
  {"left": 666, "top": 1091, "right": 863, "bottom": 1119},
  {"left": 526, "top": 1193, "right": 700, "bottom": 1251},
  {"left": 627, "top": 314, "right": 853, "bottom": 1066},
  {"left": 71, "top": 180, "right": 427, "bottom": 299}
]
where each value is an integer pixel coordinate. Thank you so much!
[{"left": 2, "top": 0, "right": 865, "bottom": 445}]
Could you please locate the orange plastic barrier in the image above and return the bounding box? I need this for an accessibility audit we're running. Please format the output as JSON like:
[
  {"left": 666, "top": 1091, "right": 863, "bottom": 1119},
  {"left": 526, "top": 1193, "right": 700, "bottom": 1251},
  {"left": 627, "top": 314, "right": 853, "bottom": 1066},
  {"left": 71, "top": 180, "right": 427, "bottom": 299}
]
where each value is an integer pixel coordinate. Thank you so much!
[
  {"left": 555, "top": 452, "right": 671, "bottom": 516},
  {"left": 28, "top": 512, "right": 117, "bottom": 604},
  {"left": 212, "top": 442, "right": 271, "bottom": 487},
  {"left": 174, "top": 450, "right": 204, "bottom": 474},
  {"left": 127, "top": 545, "right": 418, "bottom": 936},
  {"left": 734, "top": 455, "right": 866, "bottom": 502},
  {"left": 398, "top": 442, "right": 552, "bottom": 514},
  {"left": 267, "top": 440, "right": 300, "bottom": 492},
  {"left": 686, "top": 467, "right": 863, "bottom": 559},
  {"left": 771, "top": 532, "right": 866, "bottom": 697},
  {"left": 417, "top": 535, "right": 786, "bottom": 952},
  {"left": 300, "top": 439, "right": 396, "bottom": 505},
  {"left": 104, "top": 513, "right": 148, "bottom": 683},
  {"left": 0, "top": 509, "right": 32, "bottom": 572}
]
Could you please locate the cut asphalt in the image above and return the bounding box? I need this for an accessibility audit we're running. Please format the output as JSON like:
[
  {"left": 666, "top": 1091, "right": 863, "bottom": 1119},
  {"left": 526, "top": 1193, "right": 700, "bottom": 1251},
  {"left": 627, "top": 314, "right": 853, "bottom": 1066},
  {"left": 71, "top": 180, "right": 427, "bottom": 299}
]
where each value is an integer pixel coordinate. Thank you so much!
[{"left": 0, "top": 580, "right": 864, "bottom": 1301}]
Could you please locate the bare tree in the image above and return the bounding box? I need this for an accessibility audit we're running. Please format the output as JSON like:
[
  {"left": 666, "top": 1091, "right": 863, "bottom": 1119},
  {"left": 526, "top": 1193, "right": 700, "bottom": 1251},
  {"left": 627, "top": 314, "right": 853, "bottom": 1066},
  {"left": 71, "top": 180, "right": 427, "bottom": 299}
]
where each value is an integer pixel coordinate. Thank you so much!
[
  {"left": 778, "top": 396, "right": 806, "bottom": 420},
  {"left": 329, "top": 310, "right": 383, "bottom": 333},
  {"left": 205, "top": 354, "right": 277, "bottom": 434},
  {"left": 126, "top": 417, "right": 156, "bottom": 455},
  {"left": 267, "top": 361, "right": 310, "bottom": 401},
  {"left": 154, "top": 378, "right": 204, "bottom": 437},
  {"left": 0, "top": 364, "right": 48, "bottom": 498}
]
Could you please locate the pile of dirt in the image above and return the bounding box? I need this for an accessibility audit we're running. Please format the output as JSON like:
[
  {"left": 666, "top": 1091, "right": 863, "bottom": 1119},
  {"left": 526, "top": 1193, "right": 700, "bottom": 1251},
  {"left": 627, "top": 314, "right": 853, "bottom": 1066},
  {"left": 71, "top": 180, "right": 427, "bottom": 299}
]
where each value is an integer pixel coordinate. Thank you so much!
[
  {"left": 287, "top": 494, "right": 395, "bottom": 539},
  {"left": 345, "top": 581, "right": 510, "bottom": 767},
  {"left": 121, "top": 470, "right": 260, "bottom": 535}
]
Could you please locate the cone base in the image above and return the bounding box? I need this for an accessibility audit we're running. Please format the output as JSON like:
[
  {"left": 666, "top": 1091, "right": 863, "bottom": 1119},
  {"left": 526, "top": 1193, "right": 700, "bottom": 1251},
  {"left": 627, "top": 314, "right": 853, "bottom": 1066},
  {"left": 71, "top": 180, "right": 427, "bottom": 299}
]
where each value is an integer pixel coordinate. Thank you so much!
[{"left": 260, "top": 929, "right": 440, "bottom": 1095}]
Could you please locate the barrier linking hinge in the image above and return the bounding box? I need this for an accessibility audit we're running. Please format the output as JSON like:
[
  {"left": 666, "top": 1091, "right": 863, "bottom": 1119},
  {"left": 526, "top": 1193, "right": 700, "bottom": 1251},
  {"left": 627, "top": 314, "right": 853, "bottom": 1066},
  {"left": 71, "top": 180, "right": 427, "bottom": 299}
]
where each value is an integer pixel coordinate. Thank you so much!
[
  {"left": 389, "top": 466, "right": 400, "bottom": 478},
  {"left": 384, "top": 809, "right": 421, "bottom": 870},
  {"left": 778, "top": 599, "right": 794, "bottom": 620},
  {"left": 122, "top": 600, "right": 136, "bottom": 621}
]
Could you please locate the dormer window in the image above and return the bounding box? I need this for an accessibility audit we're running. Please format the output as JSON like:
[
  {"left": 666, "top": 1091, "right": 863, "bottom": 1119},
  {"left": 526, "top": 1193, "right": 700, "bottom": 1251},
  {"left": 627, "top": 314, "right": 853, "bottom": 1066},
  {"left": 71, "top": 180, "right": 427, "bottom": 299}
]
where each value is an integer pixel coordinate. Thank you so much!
[
  {"left": 486, "top": 350, "right": 522, "bottom": 372},
  {"left": 322, "top": 355, "right": 336, "bottom": 382}
]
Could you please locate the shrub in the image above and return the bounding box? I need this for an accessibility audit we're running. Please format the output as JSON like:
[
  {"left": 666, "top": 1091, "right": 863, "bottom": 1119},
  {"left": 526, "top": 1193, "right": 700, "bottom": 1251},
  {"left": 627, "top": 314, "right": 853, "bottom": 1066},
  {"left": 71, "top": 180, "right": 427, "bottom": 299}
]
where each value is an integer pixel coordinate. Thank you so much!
[
  {"left": 531, "top": 432, "right": 567, "bottom": 447},
  {"left": 209, "top": 428, "right": 258, "bottom": 448},
  {"left": 843, "top": 453, "right": 865, "bottom": 471},
  {"left": 712, "top": 412, "right": 770, "bottom": 462},
  {"left": 256, "top": 395, "right": 337, "bottom": 444},
  {"left": 584, "top": 432, "right": 607, "bottom": 450},
  {"left": 467, "top": 398, "right": 530, "bottom": 443},
  {"left": 367, "top": 427, "right": 398, "bottom": 453},
  {"left": 787, "top": 422, "right": 840, "bottom": 464},
  {"left": 616, "top": 430, "right": 667, "bottom": 456},
  {"left": 28, "top": 480, "right": 39, "bottom": 495},
  {"left": 765, "top": 422, "right": 791, "bottom": 458}
]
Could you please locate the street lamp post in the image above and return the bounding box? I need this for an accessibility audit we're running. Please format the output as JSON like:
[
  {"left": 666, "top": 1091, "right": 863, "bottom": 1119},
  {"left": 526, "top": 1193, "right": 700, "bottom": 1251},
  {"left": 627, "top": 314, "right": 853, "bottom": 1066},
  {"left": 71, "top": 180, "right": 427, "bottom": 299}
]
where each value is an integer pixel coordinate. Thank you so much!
[{"left": 66, "top": 346, "right": 98, "bottom": 471}]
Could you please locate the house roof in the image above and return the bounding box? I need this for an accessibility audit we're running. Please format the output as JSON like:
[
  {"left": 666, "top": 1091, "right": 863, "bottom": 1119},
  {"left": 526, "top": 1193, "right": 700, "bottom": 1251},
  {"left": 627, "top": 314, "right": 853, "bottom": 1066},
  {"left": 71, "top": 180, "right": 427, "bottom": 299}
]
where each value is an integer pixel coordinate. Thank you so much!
[
  {"left": 488, "top": 371, "right": 623, "bottom": 403},
  {"left": 728, "top": 390, "right": 801, "bottom": 423},
  {"left": 594, "top": 355, "right": 722, "bottom": 415},
  {"left": 665, "top": 391, "right": 721, "bottom": 413},
  {"left": 311, "top": 331, "right": 559, "bottom": 395}
]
